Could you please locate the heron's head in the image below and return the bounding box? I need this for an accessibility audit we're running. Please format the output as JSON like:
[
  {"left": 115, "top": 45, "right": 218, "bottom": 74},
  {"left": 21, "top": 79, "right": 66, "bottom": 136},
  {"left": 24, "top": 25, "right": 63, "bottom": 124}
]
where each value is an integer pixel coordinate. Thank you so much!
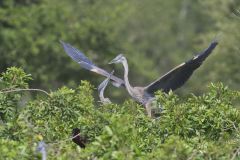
[{"left": 108, "top": 54, "right": 125, "bottom": 64}]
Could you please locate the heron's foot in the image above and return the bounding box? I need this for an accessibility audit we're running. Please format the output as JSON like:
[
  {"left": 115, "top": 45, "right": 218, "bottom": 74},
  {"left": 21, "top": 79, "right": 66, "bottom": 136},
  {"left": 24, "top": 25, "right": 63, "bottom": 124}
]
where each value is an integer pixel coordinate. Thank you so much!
[
  {"left": 151, "top": 108, "right": 162, "bottom": 118},
  {"left": 145, "top": 100, "right": 163, "bottom": 118}
]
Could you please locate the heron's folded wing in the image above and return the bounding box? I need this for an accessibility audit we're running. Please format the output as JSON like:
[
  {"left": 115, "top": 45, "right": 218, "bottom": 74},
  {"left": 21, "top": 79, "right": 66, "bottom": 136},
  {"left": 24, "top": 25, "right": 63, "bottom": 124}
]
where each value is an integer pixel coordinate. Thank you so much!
[{"left": 145, "top": 40, "right": 218, "bottom": 94}]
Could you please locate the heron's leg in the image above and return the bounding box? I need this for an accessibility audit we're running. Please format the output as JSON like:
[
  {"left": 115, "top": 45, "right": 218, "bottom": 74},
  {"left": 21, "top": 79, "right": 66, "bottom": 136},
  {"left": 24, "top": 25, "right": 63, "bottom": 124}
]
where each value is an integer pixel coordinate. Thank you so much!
[
  {"left": 145, "top": 99, "right": 163, "bottom": 118},
  {"left": 145, "top": 102, "right": 152, "bottom": 118}
]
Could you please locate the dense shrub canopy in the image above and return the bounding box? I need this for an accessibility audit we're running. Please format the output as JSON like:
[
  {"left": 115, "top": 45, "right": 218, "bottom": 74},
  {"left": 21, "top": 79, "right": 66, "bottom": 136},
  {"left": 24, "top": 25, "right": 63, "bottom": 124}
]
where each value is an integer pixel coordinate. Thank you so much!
[{"left": 0, "top": 67, "right": 239, "bottom": 159}]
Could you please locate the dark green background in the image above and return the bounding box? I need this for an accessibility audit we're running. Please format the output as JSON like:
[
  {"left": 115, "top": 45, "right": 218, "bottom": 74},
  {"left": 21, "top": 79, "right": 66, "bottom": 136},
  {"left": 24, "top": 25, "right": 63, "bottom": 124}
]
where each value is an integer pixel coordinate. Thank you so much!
[{"left": 1, "top": 0, "right": 239, "bottom": 100}]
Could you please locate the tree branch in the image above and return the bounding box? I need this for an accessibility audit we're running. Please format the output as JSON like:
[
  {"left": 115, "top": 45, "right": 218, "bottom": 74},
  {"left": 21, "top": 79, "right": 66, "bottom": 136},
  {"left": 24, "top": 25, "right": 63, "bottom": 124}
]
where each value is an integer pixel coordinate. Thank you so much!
[{"left": 0, "top": 88, "right": 50, "bottom": 96}]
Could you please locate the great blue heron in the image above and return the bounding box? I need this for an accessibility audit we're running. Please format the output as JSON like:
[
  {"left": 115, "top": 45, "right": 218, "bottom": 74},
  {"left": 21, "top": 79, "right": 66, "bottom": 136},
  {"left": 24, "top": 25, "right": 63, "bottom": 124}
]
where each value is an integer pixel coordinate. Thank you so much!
[
  {"left": 98, "top": 70, "right": 114, "bottom": 104},
  {"left": 61, "top": 40, "right": 218, "bottom": 116},
  {"left": 109, "top": 41, "right": 218, "bottom": 117}
]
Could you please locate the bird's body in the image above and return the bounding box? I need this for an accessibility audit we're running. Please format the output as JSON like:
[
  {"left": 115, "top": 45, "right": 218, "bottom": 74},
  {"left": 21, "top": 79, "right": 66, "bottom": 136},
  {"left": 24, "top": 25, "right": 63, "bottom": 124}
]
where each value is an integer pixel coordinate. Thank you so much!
[
  {"left": 129, "top": 87, "right": 155, "bottom": 117},
  {"left": 72, "top": 128, "right": 87, "bottom": 148},
  {"left": 109, "top": 40, "right": 218, "bottom": 117},
  {"left": 128, "top": 87, "right": 152, "bottom": 104}
]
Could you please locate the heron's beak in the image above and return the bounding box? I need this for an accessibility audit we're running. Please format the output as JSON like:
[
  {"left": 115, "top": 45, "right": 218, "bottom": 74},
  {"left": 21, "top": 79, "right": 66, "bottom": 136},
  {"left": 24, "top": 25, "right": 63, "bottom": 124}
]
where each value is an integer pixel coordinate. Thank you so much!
[
  {"left": 108, "top": 59, "right": 116, "bottom": 64},
  {"left": 108, "top": 54, "right": 123, "bottom": 64}
]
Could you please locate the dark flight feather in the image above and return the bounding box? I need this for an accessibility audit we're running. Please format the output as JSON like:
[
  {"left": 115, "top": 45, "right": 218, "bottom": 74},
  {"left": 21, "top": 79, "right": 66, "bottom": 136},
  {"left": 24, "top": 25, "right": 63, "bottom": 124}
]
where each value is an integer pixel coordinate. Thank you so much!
[{"left": 145, "top": 41, "right": 218, "bottom": 94}]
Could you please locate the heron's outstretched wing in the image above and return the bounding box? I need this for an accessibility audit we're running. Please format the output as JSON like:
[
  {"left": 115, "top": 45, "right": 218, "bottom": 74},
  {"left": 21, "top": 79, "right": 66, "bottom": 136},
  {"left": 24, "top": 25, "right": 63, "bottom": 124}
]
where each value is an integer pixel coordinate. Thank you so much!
[
  {"left": 145, "top": 40, "right": 218, "bottom": 94},
  {"left": 60, "top": 41, "right": 94, "bottom": 65},
  {"left": 77, "top": 61, "right": 124, "bottom": 87},
  {"left": 60, "top": 41, "right": 125, "bottom": 87}
]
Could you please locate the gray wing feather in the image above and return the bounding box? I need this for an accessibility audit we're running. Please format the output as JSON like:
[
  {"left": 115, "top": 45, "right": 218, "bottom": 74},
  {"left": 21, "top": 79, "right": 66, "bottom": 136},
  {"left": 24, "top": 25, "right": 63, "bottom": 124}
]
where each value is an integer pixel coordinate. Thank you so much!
[
  {"left": 60, "top": 41, "right": 125, "bottom": 87},
  {"left": 60, "top": 41, "right": 94, "bottom": 65},
  {"left": 78, "top": 61, "right": 125, "bottom": 87}
]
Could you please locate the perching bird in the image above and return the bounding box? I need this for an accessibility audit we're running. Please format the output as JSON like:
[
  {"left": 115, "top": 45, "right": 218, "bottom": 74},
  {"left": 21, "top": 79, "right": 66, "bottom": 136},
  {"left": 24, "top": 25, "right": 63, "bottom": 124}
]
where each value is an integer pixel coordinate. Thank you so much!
[
  {"left": 98, "top": 70, "right": 114, "bottom": 104},
  {"left": 60, "top": 41, "right": 124, "bottom": 88},
  {"left": 72, "top": 128, "right": 87, "bottom": 148},
  {"left": 108, "top": 41, "right": 218, "bottom": 117}
]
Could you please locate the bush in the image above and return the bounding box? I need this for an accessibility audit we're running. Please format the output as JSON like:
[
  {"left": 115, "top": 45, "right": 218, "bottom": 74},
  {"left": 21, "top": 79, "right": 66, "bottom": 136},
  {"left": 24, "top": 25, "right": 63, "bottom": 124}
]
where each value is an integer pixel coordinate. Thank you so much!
[{"left": 0, "top": 67, "right": 239, "bottom": 159}]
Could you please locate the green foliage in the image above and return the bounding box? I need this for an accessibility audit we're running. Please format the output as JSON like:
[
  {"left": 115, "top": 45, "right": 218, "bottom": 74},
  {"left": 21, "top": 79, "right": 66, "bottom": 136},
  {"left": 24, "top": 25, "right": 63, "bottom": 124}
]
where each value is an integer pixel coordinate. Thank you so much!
[
  {"left": 0, "top": 139, "right": 30, "bottom": 159},
  {"left": 0, "top": 0, "right": 129, "bottom": 89},
  {"left": 0, "top": 68, "right": 239, "bottom": 159},
  {"left": 0, "top": 67, "right": 32, "bottom": 89},
  {"left": 0, "top": 67, "right": 31, "bottom": 124},
  {"left": 156, "top": 83, "right": 240, "bottom": 141}
]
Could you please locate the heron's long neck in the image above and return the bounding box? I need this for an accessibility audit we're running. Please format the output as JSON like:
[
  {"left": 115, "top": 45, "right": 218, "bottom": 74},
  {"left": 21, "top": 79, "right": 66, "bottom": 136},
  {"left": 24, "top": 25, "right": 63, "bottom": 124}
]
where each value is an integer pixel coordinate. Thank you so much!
[
  {"left": 122, "top": 59, "right": 134, "bottom": 96},
  {"left": 99, "top": 88, "right": 105, "bottom": 102}
]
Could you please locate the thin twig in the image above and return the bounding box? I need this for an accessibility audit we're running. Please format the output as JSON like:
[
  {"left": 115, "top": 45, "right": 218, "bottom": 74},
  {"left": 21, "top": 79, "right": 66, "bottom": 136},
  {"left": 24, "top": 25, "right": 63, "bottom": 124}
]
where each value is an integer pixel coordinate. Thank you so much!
[
  {"left": 187, "top": 150, "right": 197, "bottom": 160},
  {"left": 225, "top": 120, "right": 239, "bottom": 132},
  {"left": 231, "top": 147, "right": 240, "bottom": 160},
  {"left": 46, "top": 132, "right": 81, "bottom": 145},
  {"left": 0, "top": 88, "right": 49, "bottom": 96}
]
